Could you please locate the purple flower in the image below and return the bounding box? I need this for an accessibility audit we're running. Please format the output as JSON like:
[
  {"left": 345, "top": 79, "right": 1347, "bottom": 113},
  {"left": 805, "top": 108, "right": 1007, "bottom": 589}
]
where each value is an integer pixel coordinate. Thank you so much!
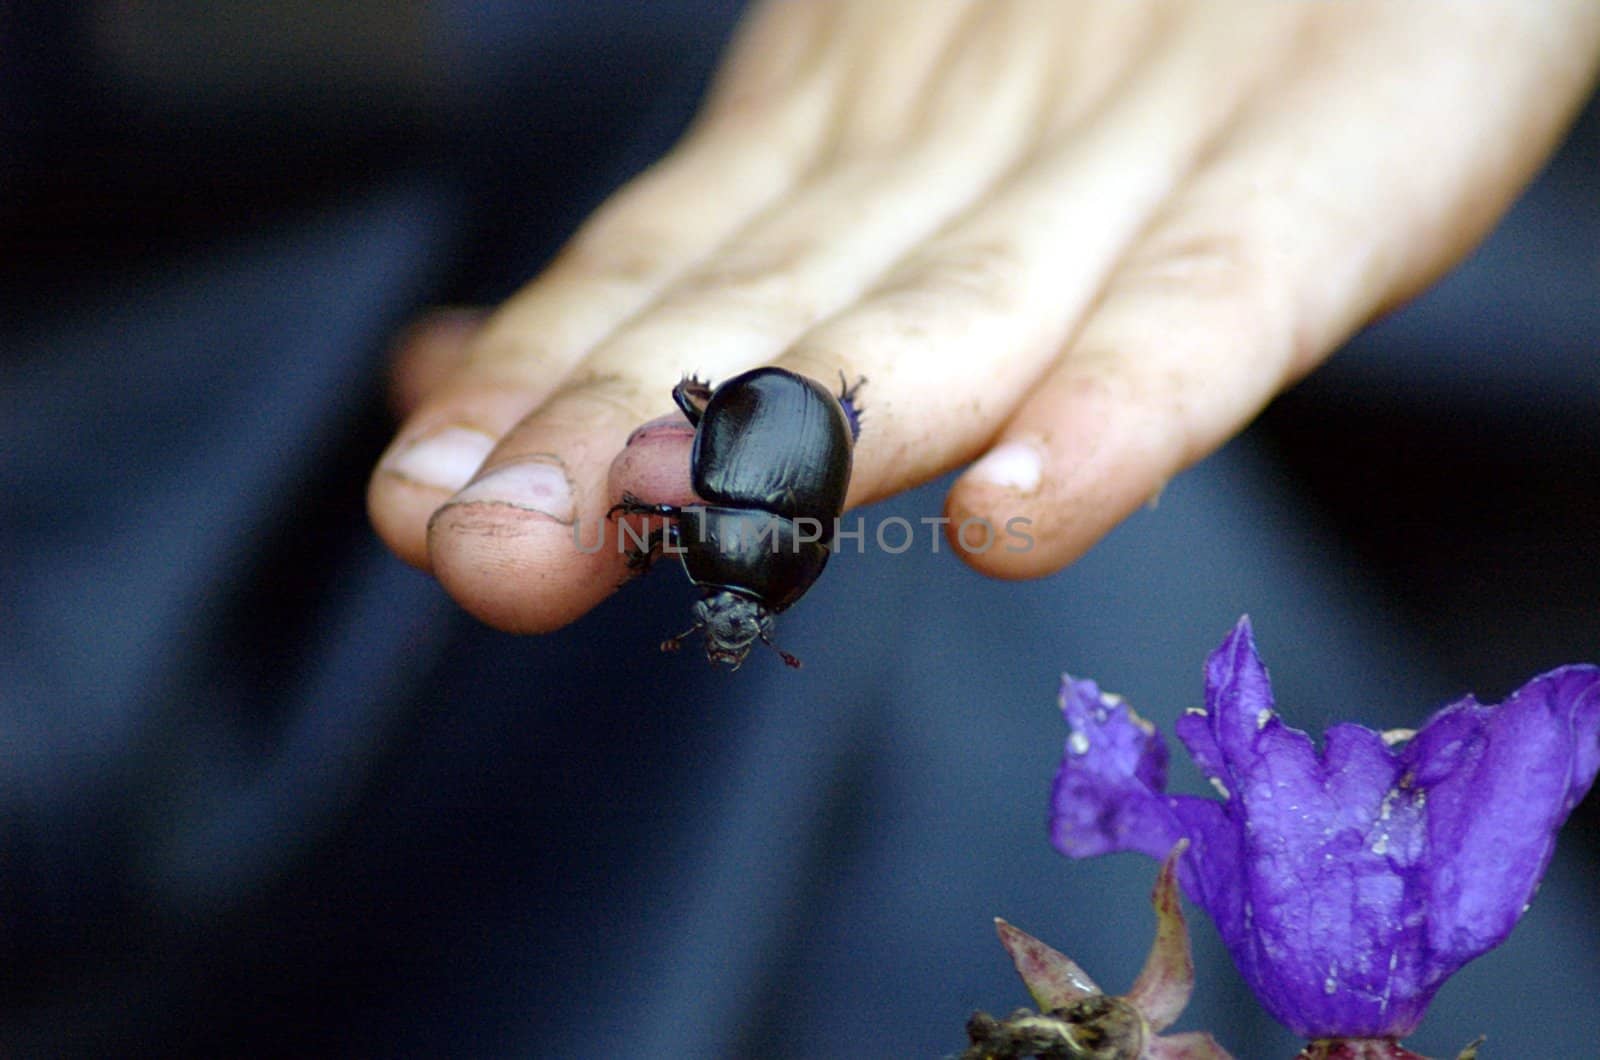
[{"left": 1049, "top": 617, "right": 1600, "bottom": 1041}]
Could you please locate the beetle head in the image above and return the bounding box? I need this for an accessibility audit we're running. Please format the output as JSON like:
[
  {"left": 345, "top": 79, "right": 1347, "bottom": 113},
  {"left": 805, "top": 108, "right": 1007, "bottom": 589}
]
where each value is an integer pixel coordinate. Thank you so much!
[
  {"left": 662, "top": 591, "right": 800, "bottom": 669},
  {"left": 695, "top": 592, "right": 772, "bottom": 669}
]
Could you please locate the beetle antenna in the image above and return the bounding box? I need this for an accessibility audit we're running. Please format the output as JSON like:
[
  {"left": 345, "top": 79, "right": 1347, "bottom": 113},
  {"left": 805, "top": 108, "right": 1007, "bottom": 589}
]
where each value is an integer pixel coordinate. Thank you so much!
[
  {"left": 659, "top": 624, "right": 699, "bottom": 654},
  {"left": 761, "top": 633, "right": 802, "bottom": 669}
]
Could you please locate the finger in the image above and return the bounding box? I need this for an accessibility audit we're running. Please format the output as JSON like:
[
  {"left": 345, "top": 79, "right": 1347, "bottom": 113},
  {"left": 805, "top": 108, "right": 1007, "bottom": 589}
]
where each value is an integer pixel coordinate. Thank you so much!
[
  {"left": 608, "top": 413, "right": 699, "bottom": 509},
  {"left": 423, "top": 2, "right": 1080, "bottom": 632},
  {"left": 772, "top": 6, "right": 1303, "bottom": 509},
  {"left": 949, "top": 2, "right": 1600, "bottom": 579},
  {"left": 565, "top": 0, "right": 1084, "bottom": 388},
  {"left": 367, "top": 3, "right": 844, "bottom": 569},
  {"left": 386, "top": 307, "right": 486, "bottom": 418},
  {"left": 424, "top": 112, "right": 1026, "bottom": 630},
  {"left": 424, "top": 387, "right": 637, "bottom": 634}
]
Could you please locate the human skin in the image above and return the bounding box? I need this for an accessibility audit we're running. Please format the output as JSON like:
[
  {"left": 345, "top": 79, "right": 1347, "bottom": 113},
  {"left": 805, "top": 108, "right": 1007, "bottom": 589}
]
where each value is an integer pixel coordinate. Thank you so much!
[{"left": 367, "top": 0, "right": 1600, "bottom": 634}]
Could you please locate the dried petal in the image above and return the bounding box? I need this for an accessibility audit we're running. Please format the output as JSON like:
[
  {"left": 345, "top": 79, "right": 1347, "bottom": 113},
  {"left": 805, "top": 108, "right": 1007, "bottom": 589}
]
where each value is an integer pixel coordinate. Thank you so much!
[
  {"left": 986, "top": 845, "right": 1232, "bottom": 1059},
  {"left": 1125, "top": 843, "right": 1194, "bottom": 1032},
  {"left": 1147, "top": 1030, "right": 1235, "bottom": 1060},
  {"left": 994, "top": 917, "right": 1100, "bottom": 1011}
]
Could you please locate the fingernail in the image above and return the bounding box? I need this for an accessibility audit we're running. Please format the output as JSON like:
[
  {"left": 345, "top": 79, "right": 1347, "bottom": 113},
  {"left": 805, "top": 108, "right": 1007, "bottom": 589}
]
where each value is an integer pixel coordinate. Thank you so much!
[
  {"left": 449, "top": 455, "right": 576, "bottom": 523},
  {"left": 382, "top": 426, "right": 495, "bottom": 491},
  {"left": 967, "top": 440, "right": 1044, "bottom": 494}
]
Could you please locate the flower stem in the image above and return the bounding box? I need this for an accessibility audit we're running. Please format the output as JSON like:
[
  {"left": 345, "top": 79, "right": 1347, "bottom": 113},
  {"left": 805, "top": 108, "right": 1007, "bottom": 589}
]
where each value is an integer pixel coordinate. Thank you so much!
[{"left": 1294, "top": 1037, "right": 1482, "bottom": 1060}]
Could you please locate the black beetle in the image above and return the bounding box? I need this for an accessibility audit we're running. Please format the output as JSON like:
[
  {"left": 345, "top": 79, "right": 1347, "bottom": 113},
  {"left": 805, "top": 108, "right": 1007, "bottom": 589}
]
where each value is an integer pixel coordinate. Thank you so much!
[{"left": 610, "top": 366, "right": 863, "bottom": 669}]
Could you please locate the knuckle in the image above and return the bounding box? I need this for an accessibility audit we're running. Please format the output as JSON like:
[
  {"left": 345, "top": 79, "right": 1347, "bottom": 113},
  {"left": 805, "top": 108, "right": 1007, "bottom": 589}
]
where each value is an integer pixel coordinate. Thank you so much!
[
  {"left": 650, "top": 239, "right": 824, "bottom": 333},
  {"left": 551, "top": 372, "right": 664, "bottom": 427},
  {"left": 464, "top": 312, "right": 558, "bottom": 378},
  {"left": 876, "top": 238, "right": 1030, "bottom": 316},
  {"left": 1119, "top": 223, "right": 1267, "bottom": 302},
  {"left": 1116, "top": 217, "right": 1301, "bottom": 371},
  {"left": 671, "top": 237, "right": 817, "bottom": 301},
  {"left": 559, "top": 223, "right": 679, "bottom": 285}
]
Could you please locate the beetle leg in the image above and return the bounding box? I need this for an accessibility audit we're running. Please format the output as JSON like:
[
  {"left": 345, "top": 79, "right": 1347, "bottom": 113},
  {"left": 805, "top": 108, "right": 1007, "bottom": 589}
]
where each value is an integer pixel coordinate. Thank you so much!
[
  {"left": 608, "top": 492, "right": 682, "bottom": 574},
  {"left": 608, "top": 492, "right": 680, "bottom": 572},
  {"left": 608, "top": 492, "right": 681, "bottom": 520},
  {"left": 672, "top": 375, "right": 714, "bottom": 425},
  {"left": 624, "top": 524, "right": 676, "bottom": 574},
  {"left": 836, "top": 372, "right": 867, "bottom": 441}
]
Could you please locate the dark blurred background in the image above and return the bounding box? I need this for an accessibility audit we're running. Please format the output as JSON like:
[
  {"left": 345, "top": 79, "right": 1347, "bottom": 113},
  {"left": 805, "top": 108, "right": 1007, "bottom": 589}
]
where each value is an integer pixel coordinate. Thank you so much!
[{"left": 2, "top": 3, "right": 1596, "bottom": 1057}]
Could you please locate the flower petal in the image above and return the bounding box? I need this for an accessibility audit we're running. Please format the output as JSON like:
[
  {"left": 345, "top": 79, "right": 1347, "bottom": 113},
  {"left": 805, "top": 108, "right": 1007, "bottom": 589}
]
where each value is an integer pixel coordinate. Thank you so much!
[
  {"left": 1049, "top": 675, "right": 1183, "bottom": 860},
  {"left": 1181, "top": 622, "right": 1437, "bottom": 1036},
  {"left": 1407, "top": 665, "right": 1600, "bottom": 981},
  {"left": 1050, "top": 617, "right": 1600, "bottom": 1042}
]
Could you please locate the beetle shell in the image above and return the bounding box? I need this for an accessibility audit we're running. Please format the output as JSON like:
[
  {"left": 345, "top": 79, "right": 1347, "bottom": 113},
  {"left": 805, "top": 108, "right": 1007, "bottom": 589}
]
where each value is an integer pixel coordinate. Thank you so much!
[
  {"left": 675, "top": 506, "right": 831, "bottom": 614},
  {"left": 687, "top": 367, "right": 854, "bottom": 522}
]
